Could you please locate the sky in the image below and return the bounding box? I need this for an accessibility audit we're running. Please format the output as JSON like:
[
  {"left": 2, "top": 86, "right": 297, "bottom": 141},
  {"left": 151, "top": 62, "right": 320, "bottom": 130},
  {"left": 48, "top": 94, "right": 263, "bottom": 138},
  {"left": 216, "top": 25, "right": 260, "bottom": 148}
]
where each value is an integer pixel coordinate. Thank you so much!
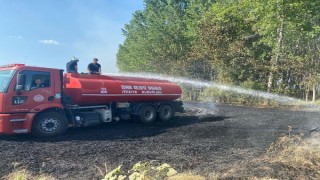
[{"left": 0, "top": 0, "right": 144, "bottom": 73}]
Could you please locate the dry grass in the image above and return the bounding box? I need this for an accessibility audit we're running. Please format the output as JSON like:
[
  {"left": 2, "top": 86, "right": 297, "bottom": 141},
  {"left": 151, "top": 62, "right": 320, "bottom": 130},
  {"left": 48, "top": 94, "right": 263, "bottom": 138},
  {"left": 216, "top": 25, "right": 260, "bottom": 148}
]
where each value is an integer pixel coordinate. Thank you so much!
[
  {"left": 220, "top": 134, "right": 320, "bottom": 179},
  {"left": 4, "top": 169, "right": 55, "bottom": 180},
  {"left": 168, "top": 173, "right": 205, "bottom": 180}
]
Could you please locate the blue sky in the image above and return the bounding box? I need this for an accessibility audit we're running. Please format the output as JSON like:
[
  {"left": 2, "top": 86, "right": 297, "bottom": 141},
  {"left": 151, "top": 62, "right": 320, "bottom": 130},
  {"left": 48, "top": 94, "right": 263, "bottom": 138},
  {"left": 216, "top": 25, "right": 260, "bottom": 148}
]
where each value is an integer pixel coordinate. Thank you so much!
[{"left": 0, "top": 0, "right": 144, "bottom": 73}]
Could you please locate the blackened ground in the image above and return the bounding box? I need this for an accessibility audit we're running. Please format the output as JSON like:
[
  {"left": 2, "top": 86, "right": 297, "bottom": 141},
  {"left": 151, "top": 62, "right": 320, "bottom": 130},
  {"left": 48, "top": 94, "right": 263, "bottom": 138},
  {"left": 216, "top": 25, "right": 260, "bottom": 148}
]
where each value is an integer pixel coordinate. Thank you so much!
[{"left": 0, "top": 102, "right": 319, "bottom": 179}]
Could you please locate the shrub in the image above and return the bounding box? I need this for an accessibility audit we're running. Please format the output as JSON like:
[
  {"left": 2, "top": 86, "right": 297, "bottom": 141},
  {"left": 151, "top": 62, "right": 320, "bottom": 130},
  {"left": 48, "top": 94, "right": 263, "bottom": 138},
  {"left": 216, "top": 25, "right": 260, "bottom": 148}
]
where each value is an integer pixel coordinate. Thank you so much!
[{"left": 98, "top": 161, "right": 178, "bottom": 180}]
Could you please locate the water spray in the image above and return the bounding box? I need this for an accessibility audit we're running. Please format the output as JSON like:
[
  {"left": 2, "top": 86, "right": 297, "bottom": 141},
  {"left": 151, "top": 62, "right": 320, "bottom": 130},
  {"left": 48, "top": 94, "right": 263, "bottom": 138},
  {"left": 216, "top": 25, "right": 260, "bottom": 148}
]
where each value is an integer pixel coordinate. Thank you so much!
[
  {"left": 108, "top": 72, "right": 300, "bottom": 104},
  {"left": 105, "top": 72, "right": 320, "bottom": 133}
]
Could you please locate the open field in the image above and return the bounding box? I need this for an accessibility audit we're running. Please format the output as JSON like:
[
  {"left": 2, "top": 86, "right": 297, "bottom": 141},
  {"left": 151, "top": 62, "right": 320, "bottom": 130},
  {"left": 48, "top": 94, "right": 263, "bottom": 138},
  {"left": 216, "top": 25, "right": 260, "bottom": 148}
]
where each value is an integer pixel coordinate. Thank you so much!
[{"left": 0, "top": 102, "right": 319, "bottom": 179}]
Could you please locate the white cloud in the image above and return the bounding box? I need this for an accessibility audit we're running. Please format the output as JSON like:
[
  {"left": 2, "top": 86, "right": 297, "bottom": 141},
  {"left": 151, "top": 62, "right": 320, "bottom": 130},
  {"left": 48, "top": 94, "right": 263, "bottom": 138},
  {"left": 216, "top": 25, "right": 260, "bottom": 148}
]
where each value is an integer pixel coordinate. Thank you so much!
[
  {"left": 38, "top": 39, "right": 60, "bottom": 45},
  {"left": 8, "top": 35, "right": 23, "bottom": 39}
]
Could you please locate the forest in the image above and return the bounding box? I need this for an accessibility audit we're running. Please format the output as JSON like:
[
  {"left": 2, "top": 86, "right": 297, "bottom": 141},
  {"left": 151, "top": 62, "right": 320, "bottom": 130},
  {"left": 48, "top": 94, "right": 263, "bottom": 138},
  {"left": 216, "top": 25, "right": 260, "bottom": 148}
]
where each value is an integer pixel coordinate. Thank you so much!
[{"left": 117, "top": 0, "right": 320, "bottom": 102}]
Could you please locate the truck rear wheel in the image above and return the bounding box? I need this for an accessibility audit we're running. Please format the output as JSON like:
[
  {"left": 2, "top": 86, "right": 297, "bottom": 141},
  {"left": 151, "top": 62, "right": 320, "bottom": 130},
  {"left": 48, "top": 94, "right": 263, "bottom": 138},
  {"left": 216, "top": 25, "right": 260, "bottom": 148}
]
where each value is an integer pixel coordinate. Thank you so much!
[
  {"left": 32, "top": 112, "right": 68, "bottom": 137},
  {"left": 158, "top": 104, "right": 174, "bottom": 121},
  {"left": 139, "top": 105, "right": 156, "bottom": 124}
]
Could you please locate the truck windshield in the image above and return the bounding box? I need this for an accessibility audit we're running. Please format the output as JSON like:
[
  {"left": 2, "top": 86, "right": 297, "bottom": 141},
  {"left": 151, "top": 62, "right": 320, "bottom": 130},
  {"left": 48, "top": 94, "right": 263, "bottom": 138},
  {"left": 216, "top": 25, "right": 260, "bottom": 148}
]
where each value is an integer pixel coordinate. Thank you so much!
[{"left": 0, "top": 70, "right": 15, "bottom": 92}]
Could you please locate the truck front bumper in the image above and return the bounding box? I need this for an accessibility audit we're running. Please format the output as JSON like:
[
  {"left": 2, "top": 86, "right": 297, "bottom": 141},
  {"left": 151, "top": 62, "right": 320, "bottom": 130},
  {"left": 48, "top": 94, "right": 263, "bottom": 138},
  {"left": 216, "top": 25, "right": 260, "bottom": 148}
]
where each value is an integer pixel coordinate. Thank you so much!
[
  {"left": 0, "top": 114, "right": 32, "bottom": 134},
  {"left": 0, "top": 114, "right": 11, "bottom": 134}
]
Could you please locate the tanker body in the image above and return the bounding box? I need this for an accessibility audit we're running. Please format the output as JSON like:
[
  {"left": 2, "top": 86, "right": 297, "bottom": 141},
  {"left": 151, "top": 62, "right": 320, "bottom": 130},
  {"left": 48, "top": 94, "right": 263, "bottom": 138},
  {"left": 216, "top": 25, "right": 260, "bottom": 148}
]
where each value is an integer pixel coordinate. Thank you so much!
[
  {"left": 0, "top": 64, "right": 184, "bottom": 137},
  {"left": 64, "top": 73, "right": 182, "bottom": 105}
]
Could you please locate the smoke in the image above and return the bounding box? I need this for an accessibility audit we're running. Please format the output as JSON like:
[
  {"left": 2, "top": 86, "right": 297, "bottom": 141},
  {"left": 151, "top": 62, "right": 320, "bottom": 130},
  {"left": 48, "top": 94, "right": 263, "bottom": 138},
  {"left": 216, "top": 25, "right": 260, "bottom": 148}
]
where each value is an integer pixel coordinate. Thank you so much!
[
  {"left": 183, "top": 101, "right": 221, "bottom": 118},
  {"left": 105, "top": 72, "right": 320, "bottom": 132}
]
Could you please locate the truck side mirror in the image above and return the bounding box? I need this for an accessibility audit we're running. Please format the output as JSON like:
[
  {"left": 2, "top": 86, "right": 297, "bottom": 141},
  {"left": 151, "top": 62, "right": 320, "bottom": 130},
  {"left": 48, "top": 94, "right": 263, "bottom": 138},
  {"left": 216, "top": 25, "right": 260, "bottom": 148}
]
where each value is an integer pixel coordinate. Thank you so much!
[{"left": 15, "top": 73, "right": 25, "bottom": 91}]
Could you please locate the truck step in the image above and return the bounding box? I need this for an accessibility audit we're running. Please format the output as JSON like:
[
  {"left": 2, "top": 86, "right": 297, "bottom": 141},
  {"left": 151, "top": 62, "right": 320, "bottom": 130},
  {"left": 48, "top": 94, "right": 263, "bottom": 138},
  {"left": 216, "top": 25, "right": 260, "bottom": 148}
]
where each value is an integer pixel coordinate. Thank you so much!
[
  {"left": 10, "top": 118, "right": 26, "bottom": 122},
  {"left": 13, "top": 129, "right": 28, "bottom": 133}
]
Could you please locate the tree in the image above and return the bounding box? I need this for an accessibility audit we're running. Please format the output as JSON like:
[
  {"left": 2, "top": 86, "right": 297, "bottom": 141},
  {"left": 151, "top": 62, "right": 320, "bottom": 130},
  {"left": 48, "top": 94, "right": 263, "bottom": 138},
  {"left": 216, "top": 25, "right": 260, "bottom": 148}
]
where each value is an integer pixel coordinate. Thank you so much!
[
  {"left": 248, "top": 0, "right": 320, "bottom": 96},
  {"left": 117, "top": 0, "right": 320, "bottom": 101},
  {"left": 117, "top": 0, "right": 215, "bottom": 77}
]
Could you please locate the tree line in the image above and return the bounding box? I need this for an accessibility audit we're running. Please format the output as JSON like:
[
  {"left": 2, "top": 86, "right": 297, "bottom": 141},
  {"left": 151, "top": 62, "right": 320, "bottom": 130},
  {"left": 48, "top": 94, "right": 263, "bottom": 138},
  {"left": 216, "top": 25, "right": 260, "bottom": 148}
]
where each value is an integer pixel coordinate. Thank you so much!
[{"left": 117, "top": 0, "right": 320, "bottom": 101}]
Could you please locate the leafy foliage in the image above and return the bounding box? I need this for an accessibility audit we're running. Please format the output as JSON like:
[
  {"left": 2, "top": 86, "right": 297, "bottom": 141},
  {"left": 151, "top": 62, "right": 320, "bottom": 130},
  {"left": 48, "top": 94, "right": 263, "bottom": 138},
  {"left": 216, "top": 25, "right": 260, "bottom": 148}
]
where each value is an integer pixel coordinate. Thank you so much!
[
  {"left": 117, "top": 0, "right": 320, "bottom": 101},
  {"left": 99, "top": 161, "right": 178, "bottom": 180}
]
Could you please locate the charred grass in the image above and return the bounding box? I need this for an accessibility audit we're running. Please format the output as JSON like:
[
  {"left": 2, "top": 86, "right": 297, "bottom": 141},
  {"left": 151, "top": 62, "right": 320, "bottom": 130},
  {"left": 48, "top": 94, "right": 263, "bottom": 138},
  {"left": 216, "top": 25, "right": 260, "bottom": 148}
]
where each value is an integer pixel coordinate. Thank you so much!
[
  {"left": 4, "top": 134, "right": 320, "bottom": 180},
  {"left": 1, "top": 104, "right": 319, "bottom": 179}
]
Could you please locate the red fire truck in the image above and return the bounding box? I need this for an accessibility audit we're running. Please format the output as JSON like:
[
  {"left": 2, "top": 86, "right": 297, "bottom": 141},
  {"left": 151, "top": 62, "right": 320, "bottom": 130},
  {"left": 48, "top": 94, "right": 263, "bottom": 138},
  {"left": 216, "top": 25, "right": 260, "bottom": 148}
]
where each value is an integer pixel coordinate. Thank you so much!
[{"left": 0, "top": 64, "right": 183, "bottom": 137}]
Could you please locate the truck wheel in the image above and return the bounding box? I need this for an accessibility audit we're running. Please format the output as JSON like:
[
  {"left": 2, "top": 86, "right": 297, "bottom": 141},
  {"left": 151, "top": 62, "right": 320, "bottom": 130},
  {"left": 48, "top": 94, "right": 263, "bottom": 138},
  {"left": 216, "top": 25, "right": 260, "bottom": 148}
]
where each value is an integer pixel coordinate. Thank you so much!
[
  {"left": 158, "top": 104, "right": 174, "bottom": 121},
  {"left": 139, "top": 105, "right": 156, "bottom": 124},
  {"left": 32, "top": 112, "right": 68, "bottom": 137}
]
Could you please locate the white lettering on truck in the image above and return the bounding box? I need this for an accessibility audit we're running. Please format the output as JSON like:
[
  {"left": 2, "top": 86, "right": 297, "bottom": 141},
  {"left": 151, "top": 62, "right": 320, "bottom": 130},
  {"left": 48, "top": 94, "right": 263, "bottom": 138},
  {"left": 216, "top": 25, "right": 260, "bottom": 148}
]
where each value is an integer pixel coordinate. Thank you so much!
[
  {"left": 121, "top": 85, "right": 163, "bottom": 94},
  {"left": 121, "top": 85, "right": 133, "bottom": 90}
]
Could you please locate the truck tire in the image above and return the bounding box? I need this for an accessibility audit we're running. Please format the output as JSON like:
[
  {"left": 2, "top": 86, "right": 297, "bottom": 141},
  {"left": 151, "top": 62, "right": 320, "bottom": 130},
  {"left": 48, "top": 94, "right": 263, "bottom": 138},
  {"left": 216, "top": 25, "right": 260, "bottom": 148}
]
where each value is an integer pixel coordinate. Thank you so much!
[
  {"left": 32, "top": 112, "right": 68, "bottom": 137},
  {"left": 158, "top": 104, "right": 174, "bottom": 121},
  {"left": 139, "top": 105, "right": 156, "bottom": 124}
]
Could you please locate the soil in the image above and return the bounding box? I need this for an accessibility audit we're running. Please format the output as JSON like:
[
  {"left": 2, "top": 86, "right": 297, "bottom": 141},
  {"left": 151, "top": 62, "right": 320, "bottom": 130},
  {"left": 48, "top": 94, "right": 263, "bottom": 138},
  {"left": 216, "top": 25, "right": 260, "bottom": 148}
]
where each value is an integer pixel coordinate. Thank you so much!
[{"left": 0, "top": 102, "right": 319, "bottom": 179}]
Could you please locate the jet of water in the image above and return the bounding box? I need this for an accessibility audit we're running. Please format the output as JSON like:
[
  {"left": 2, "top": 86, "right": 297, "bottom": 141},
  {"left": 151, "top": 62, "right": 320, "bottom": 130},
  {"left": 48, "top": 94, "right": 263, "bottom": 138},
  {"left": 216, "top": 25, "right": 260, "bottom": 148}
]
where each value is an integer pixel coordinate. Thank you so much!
[
  {"left": 104, "top": 72, "right": 320, "bottom": 132},
  {"left": 107, "top": 72, "right": 300, "bottom": 104}
]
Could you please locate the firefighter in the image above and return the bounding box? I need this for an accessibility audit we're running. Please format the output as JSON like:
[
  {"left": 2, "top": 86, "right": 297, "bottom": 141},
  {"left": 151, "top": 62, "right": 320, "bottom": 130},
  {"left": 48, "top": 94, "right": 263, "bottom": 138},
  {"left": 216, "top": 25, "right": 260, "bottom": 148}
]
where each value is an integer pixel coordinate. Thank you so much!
[
  {"left": 66, "top": 57, "right": 79, "bottom": 73},
  {"left": 87, "top": 58, "right": 101, "bottom": 74}
]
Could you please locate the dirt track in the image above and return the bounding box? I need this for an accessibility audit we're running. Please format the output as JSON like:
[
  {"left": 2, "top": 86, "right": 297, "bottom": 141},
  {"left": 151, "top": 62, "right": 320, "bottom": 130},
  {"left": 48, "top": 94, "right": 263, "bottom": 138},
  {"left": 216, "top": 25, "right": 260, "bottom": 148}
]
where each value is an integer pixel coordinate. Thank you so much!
[{"left": 0, "top": 102, "right": 319, "bottom": 179}]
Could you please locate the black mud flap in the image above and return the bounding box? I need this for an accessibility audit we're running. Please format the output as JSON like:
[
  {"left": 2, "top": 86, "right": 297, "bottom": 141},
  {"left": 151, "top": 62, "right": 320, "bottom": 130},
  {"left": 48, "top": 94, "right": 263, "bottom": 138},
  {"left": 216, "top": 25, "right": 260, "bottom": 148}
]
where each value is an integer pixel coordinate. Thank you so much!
[{"left": 173, "top": 100, "right": 185, "bottom": 113}]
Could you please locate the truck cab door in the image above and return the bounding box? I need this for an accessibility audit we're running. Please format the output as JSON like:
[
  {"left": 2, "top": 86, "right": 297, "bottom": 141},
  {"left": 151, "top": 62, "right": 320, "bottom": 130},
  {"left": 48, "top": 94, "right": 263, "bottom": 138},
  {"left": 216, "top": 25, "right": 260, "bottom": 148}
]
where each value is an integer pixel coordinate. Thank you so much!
[{"left": 10, "top": 70, "right": 56, "bottom": 113}]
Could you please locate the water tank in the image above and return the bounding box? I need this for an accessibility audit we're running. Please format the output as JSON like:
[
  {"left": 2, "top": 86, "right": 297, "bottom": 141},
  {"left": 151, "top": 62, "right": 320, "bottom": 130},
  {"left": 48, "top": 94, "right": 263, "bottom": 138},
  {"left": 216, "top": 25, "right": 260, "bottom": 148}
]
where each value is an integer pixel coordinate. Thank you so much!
[{"left": 63, "top": 73, "right": 182, "bottom": 105}]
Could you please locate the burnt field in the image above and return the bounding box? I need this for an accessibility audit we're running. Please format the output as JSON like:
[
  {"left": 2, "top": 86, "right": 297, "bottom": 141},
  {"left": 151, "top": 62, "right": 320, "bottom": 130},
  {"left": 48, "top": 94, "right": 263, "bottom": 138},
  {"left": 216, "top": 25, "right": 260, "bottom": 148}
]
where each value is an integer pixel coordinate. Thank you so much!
[{"left": 0, "top": 102, "right": 319, "bottom": 179}]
